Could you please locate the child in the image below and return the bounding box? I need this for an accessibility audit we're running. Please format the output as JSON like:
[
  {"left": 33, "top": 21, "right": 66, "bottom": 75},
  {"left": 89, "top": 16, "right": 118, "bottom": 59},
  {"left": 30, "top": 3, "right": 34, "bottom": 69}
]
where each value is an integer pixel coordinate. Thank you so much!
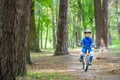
[{"left": 79, "top": 29, "right": 95, "bottom": 65}]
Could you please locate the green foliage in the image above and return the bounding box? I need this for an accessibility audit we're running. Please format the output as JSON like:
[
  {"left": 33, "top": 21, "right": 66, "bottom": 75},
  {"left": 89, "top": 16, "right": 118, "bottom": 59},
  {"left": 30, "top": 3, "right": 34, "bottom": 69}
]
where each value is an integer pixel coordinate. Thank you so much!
[
  {"left": 109, "top": 44, "right": 120, "bottom": 50},
  {"left": 32, "top": 0, "right": 120, "bottom": 49},
  {"left": 36, "top": 0, "right": 53, "bottom": 8}
]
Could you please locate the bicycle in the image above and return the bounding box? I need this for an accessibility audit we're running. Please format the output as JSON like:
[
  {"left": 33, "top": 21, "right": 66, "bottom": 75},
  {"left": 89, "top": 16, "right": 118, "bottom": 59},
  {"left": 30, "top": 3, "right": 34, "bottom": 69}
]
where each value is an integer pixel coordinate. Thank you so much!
[
  {"left": 81, "top": 46, "right": 96, "bottom": 72},
  {"left": 82, "top": 49, "right": 90, "bottom": 72}
]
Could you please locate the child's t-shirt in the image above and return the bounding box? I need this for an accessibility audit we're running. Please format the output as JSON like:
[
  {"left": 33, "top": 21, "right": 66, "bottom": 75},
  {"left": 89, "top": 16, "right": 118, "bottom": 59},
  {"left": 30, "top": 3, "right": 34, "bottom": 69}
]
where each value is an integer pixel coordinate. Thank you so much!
[
  {"left": 81, "top": 37, "right": 93, "bottom": 53},
  {"left": 81, "top": 37, "right": 93, "bottom": 47}
]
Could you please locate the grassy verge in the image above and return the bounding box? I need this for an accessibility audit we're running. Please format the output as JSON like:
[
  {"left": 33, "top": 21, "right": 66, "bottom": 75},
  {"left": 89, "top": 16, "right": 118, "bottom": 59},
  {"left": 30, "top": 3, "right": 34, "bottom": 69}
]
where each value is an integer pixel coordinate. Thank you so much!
[
  {"left": 27, "top": 72, "right": 72, "bottom": 80},
  {"left": 109, "top": 44, "right": 120, "bottom": 55},
  {"left": 115, "top": 52, "right": 120, "bottom": 55},
  {"left": 30, "top": 53, "right": 52, "bottom": 58},
  {"left": 30, "top": 51, "right": 53, "bottom": 58},
  {"left": 109, "top": 44, "right": 120, "bottom": 50}
]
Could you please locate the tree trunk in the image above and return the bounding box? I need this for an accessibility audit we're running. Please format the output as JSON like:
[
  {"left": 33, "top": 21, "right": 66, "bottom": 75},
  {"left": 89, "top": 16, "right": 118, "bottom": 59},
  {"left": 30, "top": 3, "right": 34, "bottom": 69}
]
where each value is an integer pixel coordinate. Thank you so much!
[
  {"left": 101, "top": 0, "right": 108, "bottom": 47},
  {"left": 108, "top": 31, "right": 112, "bottom": 45},
  {"left": 55, "top": 0, "right": 59, "bottom": 42},
  {"left": 51, "top": 9, "right": 56, "bottom": 49},
  {"left": 40, "top": 23, "right": 43, "bottom": 49},
  {"left": 45, "top": 26, "right": 49, "bottom": 49},
  {"left": 16, "top": 0, "right": 31, "bottom": 76},
  {"left": 94, "top": 0, "right": 102, "bottom": 48},
  {"left": 29, "top": 1, "right": 40, "bottom": 52},
  {"left": 35, "top": 13, "right": 41, "bottom": 52},
  {"left": 115, "top": 0, "right": 120, "bottom": 40},
  {"left": 54, "top": 0, "right": 69, "bottom": 55},
  {"left": 26, "top": 41, "right": 32, "bottom": 64},
  {"left": 77, "top": 0, "right": 82, "bottom": 41},
  {"left": 0, "top": 0, "right": 17, "bottom": 79},
  {"left": 72, "top": 16, "right": 75, "bottom": 48},
  {"left": 117, "top": 25, "right": 120, "bottom": 40}
]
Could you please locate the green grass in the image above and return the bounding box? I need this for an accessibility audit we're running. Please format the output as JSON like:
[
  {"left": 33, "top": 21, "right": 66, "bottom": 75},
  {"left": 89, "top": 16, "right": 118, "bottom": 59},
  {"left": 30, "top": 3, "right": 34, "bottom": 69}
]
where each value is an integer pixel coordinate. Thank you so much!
[
  {"left": 114, "top": 52, "right": 120, "bottom": 55},
  {"left": 109, "top": 44, "right": 120, "bottom": 50},
  {"left": 109, "top": 44, "right": 120, "bottom": 55},
  {"left": 30, "top": 52, "right": 53, "bottom": 58},
  {"left": 27, "top": 72, "right": 71, "bottom": 80}
]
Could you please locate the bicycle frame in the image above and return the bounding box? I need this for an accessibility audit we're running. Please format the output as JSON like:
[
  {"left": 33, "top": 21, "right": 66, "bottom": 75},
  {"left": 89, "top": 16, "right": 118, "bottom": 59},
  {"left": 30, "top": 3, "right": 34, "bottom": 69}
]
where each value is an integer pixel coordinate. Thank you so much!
[{"left": 83, "top": 50, "right": 90, "bottom": 71}]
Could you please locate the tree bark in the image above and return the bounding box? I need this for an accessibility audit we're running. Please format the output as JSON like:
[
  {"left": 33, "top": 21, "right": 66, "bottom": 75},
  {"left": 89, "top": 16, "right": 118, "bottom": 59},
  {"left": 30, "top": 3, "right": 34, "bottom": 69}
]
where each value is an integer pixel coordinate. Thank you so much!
[
  {"left": 115, "top": 0, "right": 120, "bottom": 40},
  {"left": 0, "top": 0, "right": 31, "bottom": 78},
  {"left": 51, "top": 9, "right": 56, "bottom": 49},
  {"left": 94, "top": 0, "right": 102, "bottom": 48},
  {"left": 45, "top": 26, "right": 49, "bottom": 49},
  {"left": 55, "top": 0, "right": 59, "bottom": 42},
  {"left": 35, "top": 14, "right": 41, "bottom": 52},
  {"left": 16, "top": 0, "right": 31, "bottom": 76},
  {"left": 0, "top": 0, "right": 17, "bottom": 79},
  {"left": 71, "top": 16, "right": 75, "bottom": 48},
  {"left": 29, "top": 1, "right": 36, "bottom": 51},
  {"left": 26, "top": 41, "right": 32, "bottom": 64},
  {"left": 40, "top": 24, "right": 43, "bottom": 49},
  {"left": 29, "top": 1, "right": 40, "bottom": 52},
  {"left": 77, "top": 0, "right": 82, "bottom": 41},
  {"left": 101, "top": 0, "right": 108, "bottom": 47},
  {"left": 54, "top": 0, "right": 69, "bottom": 55}
]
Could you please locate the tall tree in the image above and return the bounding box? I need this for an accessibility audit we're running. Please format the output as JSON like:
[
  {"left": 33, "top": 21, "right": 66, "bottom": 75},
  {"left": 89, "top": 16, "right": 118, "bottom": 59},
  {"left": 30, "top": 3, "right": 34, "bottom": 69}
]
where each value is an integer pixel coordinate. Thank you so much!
[
  {"left": 0, "top": 1, "right": 17, "bottom": 79},
  {"left": 77, "top": 0, "right": 82, "bottom": 41},
  {"left": 16, "top": 0, "right": 31, "bottom": 76},
  {"left": 115, "top": 0, "right": 120, "bottom": 40},
  {"left": 94, "top": 0, "right": 102, "bottom": 48},
  {"left": 40, "top": 21, "right": 43, "bottom": 49},
  {"left": 36, "top": 12, "right": 41, "bottom": 52},
  {"left": 45, "top": 26, "right": 49, "bottom": 49},
  {"left": 51, "top": 8, "right": 56, "bottom": 49},
  {"left": 29, "top": 1, "right": 37, "bottom": 51},
  {"left": 54, "top": 0, "right": 69, "bottom": 55},
  {"left": 29, "top": 1, "right": 41, "bottom": 52},
  {"left": 26, "top": 41, "right": 32, "bottom": 64},
  {"left": 101, "top": 0, "right": 108, "bottom": 47},
  {"left": 55, "top": 0, "right": 59, "bottom": 43},
  {"left": 0, "top": 0, "right": 31, "bottom": 79}
]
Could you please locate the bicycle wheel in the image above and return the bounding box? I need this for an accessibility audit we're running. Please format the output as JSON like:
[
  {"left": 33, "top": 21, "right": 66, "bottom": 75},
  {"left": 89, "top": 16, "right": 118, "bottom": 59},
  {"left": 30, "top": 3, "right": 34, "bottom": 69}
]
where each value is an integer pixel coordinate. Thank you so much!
[
  {"left": 82, "top": 56, "right": 85, "bottom": 70},
  {"left": 83, "top": 55, "right": 89, "bottom": 71}
]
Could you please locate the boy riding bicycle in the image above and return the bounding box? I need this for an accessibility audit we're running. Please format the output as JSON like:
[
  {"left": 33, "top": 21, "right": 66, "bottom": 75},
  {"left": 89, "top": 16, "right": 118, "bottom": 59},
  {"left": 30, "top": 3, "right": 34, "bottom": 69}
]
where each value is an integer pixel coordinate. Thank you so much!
[{"left": 79, "top": 29, "right": 95, "bottom": 65}]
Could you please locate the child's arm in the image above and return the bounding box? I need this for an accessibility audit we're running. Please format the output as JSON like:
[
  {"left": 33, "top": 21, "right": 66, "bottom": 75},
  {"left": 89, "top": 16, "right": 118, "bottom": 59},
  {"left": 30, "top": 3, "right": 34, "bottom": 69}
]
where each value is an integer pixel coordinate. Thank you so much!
[
  {"left": 78, "top": 39, "right": 84, "bottom": 46},
  {"left": 80, "top": 38, "right": 84, "bottom": 46},
  {"left": 91, "top": 39, "right": 96, "bottom": 48}
]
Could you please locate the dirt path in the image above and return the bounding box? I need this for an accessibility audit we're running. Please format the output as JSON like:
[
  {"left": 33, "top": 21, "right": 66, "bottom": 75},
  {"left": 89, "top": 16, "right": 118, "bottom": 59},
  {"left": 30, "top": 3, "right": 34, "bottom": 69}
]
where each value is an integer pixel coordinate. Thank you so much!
[
  {"left": 27, "top": 49, "right": 120, "bottom": 80},
  {"left": 66, "top": 49, "right": 120, "bottom": 80}
]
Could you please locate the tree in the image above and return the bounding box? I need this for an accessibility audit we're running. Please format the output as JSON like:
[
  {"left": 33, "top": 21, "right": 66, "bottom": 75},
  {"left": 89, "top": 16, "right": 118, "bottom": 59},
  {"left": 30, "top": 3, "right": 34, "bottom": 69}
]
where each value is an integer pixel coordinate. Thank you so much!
[
  {"left": 115, "top": 0, "right": 120, "bottom": 40},
  {"left": 94, "top": 0, "right": 102, "bottom": 48},
  {"left": 29, "top": 1, "right": 41, "bottom": 52},
  {"left": 26, "top": 41, "right": 32, "bottom": 64},
  {"left": 0, "top": 1, "right": 17, "bottom": 79},
  {"left": 54, "top": 0, "right": 69, "bottom": 55},
  {"left": 45, "top": 25, "right": 49, "bottom": 49},
  {"left": 77, "top": 0, "right": 82, "bottom": 41},
  {"left": 36, "top": 11, "right": 41, "bottom": 52},
  {"left": 16, "top": 0, "right": 31, "bottom": 76},
  {"left": 0, "top": 0, "right": 31, "bottom": 78},
  {"left": 101, "top": 0, "right": 108, "bottom": 47},
  {"left": 0, "top": 0, "right": 31, "bottom": 79},
  {"left": 51, "top": 8, "right": 56, "bottom": 49}
]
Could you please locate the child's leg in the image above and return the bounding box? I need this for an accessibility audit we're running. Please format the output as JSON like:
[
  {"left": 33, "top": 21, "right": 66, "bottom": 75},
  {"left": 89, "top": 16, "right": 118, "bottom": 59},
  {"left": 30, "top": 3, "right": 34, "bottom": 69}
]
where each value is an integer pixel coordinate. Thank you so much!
[
  {"left": 80, "top": 48, "right": 86, "bottom": 62},
  {"left": 89, "top": 51, "right": 93, "bottom": 64},
  {"left": 80, "top": 52, "right": 84, "bottom": 62}
]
